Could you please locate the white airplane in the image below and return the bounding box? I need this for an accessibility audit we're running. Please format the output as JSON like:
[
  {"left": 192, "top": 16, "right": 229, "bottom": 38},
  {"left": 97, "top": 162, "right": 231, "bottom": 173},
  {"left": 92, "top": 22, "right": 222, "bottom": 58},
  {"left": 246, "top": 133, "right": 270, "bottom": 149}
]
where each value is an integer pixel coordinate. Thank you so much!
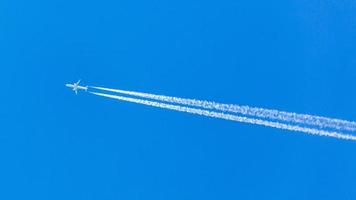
[{"left": 65, "top": 80, "right": 88, "bottom": 95}]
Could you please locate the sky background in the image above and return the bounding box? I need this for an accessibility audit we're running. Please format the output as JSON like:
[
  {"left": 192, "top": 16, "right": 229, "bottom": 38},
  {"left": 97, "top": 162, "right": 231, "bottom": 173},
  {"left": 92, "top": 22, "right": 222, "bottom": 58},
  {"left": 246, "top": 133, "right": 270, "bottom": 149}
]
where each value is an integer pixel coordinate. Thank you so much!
[{"left": 1, "top": 0, "right": 356, "bottom": 199}]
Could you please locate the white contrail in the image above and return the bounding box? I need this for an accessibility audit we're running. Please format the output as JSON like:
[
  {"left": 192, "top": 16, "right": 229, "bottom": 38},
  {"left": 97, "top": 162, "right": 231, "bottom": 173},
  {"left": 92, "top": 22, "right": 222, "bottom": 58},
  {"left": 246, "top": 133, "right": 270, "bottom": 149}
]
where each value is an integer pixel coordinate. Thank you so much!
[
  {"left": 90, "top": 86, "right": 356, "bottom": 132},
  {"left": 90, "top": 91, "right": 356, "bottom": 141}
]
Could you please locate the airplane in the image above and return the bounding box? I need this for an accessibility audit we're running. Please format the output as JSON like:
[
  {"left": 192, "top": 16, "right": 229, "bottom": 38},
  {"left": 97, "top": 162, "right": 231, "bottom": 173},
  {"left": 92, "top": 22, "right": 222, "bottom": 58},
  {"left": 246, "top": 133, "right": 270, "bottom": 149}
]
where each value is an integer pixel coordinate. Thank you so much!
[{"left": 65, "top": 80, "right": 88, "bottom": 95}]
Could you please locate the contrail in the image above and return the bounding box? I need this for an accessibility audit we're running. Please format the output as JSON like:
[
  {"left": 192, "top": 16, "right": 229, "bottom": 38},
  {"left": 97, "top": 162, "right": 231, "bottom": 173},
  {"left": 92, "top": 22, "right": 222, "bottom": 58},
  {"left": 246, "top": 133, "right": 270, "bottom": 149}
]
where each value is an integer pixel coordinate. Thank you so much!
[
  {"left": 90, "top": 86, "right": 356, "bottom": 132},
  {"left": 90, "top": 91, "right": 356, "bottom": 141}
]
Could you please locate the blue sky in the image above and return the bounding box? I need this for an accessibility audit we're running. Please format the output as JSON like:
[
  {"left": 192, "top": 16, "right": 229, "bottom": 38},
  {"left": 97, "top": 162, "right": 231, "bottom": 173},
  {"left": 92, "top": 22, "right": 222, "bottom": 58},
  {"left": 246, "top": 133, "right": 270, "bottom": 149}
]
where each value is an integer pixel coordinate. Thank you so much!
[{"left": 1, "top": 0, "right": 356, "bottom": 199}]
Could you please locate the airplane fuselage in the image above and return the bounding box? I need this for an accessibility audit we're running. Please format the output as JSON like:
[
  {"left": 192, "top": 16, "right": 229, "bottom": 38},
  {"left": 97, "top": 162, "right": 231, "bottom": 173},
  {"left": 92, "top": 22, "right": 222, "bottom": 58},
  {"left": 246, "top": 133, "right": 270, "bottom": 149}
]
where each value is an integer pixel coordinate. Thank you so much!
[{"left": 65, "top": 84, "right": 88, "bottom": 90}]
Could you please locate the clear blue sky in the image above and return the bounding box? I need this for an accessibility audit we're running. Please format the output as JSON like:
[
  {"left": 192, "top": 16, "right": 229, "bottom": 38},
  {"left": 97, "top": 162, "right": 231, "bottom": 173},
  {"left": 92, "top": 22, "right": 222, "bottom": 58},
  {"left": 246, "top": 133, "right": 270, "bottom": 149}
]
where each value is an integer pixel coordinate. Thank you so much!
[{"left": 1, "top": 0, "right": 356, "bottom": 199}]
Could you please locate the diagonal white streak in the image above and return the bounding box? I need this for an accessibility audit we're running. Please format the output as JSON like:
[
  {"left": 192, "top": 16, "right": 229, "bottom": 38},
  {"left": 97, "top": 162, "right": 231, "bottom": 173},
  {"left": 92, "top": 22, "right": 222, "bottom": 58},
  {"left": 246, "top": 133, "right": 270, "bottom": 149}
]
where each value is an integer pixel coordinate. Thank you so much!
[
  {"left": 90, "top": 91, "right": 356, "bottom": 141},
  {"left": 90, "top": 86, "right": 356, "bottom": 132}
]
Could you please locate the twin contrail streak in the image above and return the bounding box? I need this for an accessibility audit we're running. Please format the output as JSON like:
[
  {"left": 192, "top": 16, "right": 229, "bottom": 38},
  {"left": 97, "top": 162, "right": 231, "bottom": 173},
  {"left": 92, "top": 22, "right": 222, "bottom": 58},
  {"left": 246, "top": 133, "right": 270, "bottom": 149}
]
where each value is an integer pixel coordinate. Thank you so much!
[
  {"left": 90, "top": 91, "right": 356, "bottom": 141},
  {"left": 91, "top": 86, "right": 356, "bottom": 132}
]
